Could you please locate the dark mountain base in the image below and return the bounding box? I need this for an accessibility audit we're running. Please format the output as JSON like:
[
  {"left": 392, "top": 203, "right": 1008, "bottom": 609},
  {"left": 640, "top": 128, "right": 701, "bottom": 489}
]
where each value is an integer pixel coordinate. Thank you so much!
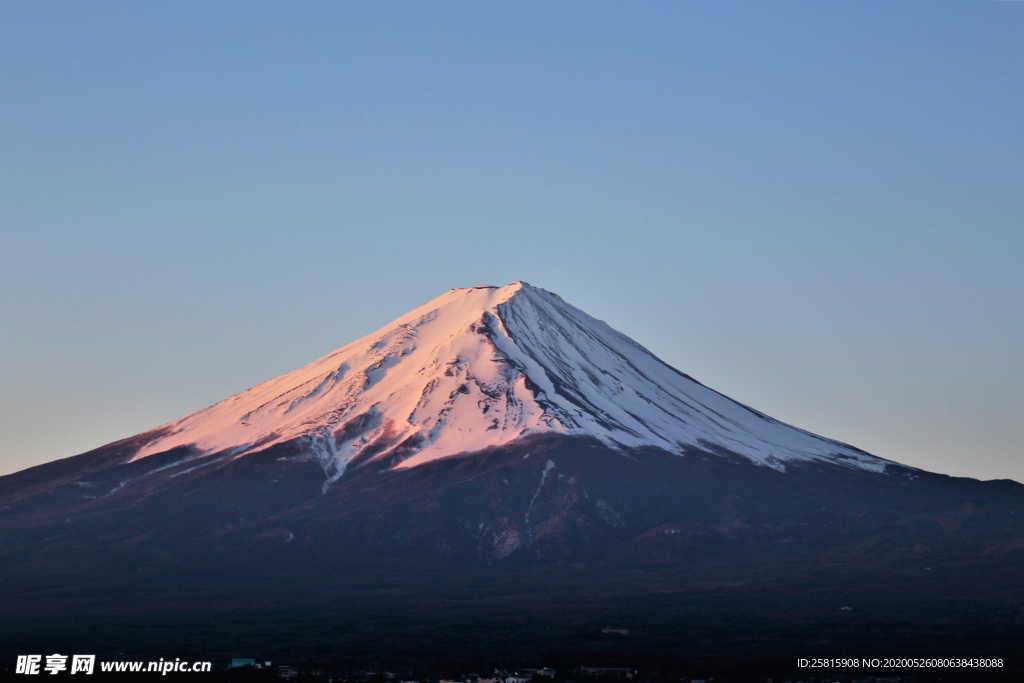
[{"left": 2, "top": 435, "right": 1022, "bottom": 680}]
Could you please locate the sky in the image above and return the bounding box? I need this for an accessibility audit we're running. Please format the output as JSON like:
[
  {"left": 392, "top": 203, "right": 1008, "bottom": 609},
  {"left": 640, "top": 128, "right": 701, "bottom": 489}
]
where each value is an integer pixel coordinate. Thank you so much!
[{"left": 1, "top": 1, "right": 1021, "bottom": 482}]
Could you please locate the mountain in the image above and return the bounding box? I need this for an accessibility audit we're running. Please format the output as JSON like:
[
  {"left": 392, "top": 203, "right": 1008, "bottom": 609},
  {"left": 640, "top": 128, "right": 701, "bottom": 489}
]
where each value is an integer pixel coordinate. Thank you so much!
[
  {"left": 121, "top": 281, "right": 887, "bottom": 477},
  {"left": 2, "top": 282, "right": 1022, "bottom": 674}
]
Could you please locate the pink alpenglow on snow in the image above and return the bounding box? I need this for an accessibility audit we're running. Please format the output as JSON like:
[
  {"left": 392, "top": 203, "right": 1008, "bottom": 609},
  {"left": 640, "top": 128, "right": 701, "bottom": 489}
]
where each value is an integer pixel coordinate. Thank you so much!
[{"left": 132, "top": 282, "right": 891, "bottom": 486}]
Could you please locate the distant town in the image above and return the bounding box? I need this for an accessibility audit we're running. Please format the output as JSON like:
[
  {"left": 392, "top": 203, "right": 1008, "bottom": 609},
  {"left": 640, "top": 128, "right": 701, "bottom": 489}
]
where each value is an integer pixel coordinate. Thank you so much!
[{"left": 216, "top": 658, "right": 926, "bottom": 683}]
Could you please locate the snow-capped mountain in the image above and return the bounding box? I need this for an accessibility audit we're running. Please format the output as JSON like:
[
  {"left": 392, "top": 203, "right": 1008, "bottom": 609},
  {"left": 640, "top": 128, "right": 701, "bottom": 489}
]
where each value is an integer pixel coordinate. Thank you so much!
[
  {"left": 3, "top": 281, "right": 1022, "bottom": 665},
  {"left": 133, "top": 281, "right": 888, "bottom": 481}
]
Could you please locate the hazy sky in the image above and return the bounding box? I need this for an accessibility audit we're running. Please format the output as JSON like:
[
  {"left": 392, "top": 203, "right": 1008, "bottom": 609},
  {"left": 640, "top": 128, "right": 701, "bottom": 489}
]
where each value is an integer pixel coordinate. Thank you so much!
[{"left": 2, "top": 2, "right": 1021, "bottom": 481}]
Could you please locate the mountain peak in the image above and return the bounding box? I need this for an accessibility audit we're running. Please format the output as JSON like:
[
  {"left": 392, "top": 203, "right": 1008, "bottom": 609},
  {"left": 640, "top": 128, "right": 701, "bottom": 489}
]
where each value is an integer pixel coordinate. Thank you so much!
[
  {"left": 449, "top": 280, "right": 531, "bottom": 290},
  {"left": 132, "top": 283, "right": 890, "bottom": 481},
  {"left": 440, "top": 280, "right": 539, "bottom": 304}
]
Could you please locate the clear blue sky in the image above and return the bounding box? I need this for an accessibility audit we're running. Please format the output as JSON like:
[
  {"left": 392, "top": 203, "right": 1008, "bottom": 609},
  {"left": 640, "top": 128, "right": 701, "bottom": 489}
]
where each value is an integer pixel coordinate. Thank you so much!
[{"left": 2, "top": 1, "right": 1021, "bottom": 481}]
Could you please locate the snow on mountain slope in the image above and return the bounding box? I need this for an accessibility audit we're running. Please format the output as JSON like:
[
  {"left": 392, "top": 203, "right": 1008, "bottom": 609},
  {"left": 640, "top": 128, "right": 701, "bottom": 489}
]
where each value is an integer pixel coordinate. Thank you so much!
[{"left": 133, "top": 281, "right": 890, "bottom": 480}]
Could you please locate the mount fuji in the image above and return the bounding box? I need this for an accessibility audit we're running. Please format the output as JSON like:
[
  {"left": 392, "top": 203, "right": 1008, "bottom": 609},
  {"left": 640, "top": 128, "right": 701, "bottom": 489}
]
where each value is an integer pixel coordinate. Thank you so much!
[
  {"left": 132, "top": 281, "right": 885, "bottom": 479},
  {"left": 2, "top": 282, "right": 1022, "bottom": 668}
]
